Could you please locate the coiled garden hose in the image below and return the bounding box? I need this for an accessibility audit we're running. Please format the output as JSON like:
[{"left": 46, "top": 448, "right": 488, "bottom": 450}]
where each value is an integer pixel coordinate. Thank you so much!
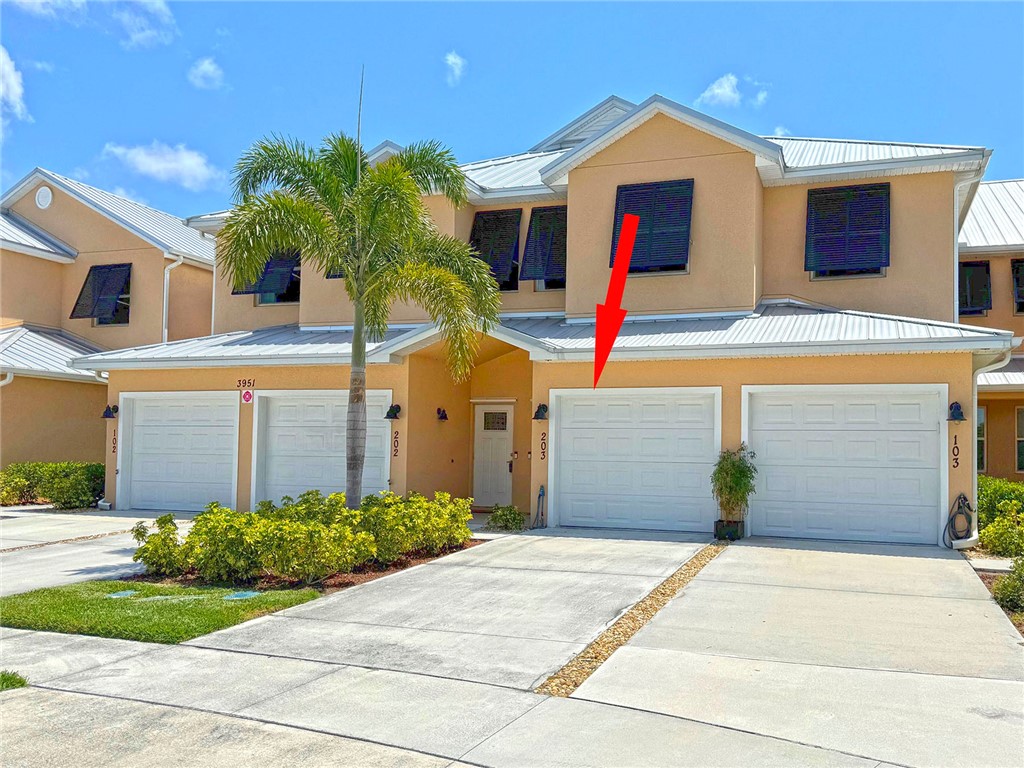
[{"left": 944, "top": 493, "right": 974, "bottom": 548}]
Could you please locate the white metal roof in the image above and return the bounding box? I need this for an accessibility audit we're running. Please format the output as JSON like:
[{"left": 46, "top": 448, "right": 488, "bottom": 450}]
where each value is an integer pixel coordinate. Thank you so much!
[
  {"left": 530, "top": 96, "right": 637, "bottom": 152},
  {"left": 0, "top": 325, "right": 104, "bottom": 382},
  {"left": 462, "top": 150, "right": 569, "bottom": 193},
  {"left": 959, "top": 179, "right": 1024, "bottom": 252},
  {"left": 1, "top": 169, "right": 216, "bottom": 267},
  {"left": 978, "top": 356, "right": 1024, "bottom": 390},
  {"left": 0, "top": 211, "right": 76, "bottom": 261},
  {"left": 766, "top": 136, "right": 982, "bottom": 169}
]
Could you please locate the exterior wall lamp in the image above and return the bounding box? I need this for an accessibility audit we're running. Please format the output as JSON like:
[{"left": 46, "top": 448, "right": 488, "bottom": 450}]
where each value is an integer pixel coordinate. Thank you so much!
[
  {"left": 384, "top": 404, "right": 401, "bottom": 420},
  {"left": 436, "top": 408, "right": 448, "bottom": 421},
  {"left": 101, "top": 405, "right": 119, "bottom": 419},
  {"left": 948, "top": 402, "right": 966, "bottom": 422},
  {"left": 533, "top": 404, "right": 549, "bottom": 421}
]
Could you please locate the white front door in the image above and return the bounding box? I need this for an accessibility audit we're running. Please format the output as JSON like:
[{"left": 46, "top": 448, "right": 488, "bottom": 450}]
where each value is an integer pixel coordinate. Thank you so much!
[{"left": 473, "top": 404, "right": 514, "bottom": 507}]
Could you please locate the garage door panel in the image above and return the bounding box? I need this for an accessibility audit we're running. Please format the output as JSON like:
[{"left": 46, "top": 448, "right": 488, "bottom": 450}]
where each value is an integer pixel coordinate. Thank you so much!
[
  {"left": 750, "top": 394, "right": 937, "bottom": 431},
  {"left": 751, "top": 430, "right": 936, "bottom": 468},
  {"left": 560, "top": 493, "right": 716, "bottom": 530},
  {"left": 754, "top": 500, "right": 935, "bottom": 544},
  {"left": 135, "top": 400, "right": 236, "bottom": 426},
  {"left": 564, "top": 397, "right": 714, "bottom": 429},
  {"left": 560, "top": 427, "right": 715, "bottom": 461},
  {"left": 756, "top": 466, "right": 939, "bottom": 506}
]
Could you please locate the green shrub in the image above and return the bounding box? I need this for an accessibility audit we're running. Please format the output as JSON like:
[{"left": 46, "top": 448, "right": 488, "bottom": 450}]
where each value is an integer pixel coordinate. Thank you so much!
[
  {"left": 408, "top": 492, "right": 473, "bottom": 553},
  {"left": 358, "top": 492, "right": 417, "bottom": 564},
  {"left": 711, "top": 444, "right": 758, "bottom": 522},
  {"left": 0, "top": 462, "right": 104, "bottom": 509},
  {"left": 132, "top": 514, "right": 188, "bottom": 577},
  {"left": 255, "top": 518, "right": 374, "bottom": 583},
  {"left": 979, "top": 501, "right": 1024, "bottom": 557},
  {"left": 186, "top": 503, "right": 263, "bottom": 582},
  {"left": 992, "top": 556, "right": 1024, "bottom": 613},
  {"left": 486, "top": 504, "right": 526, "bottom": 532},
  {"left": 977, "top": 475, "right": 1024, "bottom": 530}
]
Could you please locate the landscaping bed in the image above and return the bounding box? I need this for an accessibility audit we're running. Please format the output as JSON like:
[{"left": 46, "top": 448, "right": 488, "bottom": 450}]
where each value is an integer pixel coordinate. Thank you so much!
[{"left": 977, "top": 570, "right": 1024, "bottom": 637}]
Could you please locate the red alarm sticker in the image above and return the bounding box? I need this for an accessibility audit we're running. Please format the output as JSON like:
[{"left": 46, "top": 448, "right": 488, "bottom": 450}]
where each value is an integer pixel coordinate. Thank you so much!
[{"left": 241, "top": 390, "right": 253, "bottom": 404}]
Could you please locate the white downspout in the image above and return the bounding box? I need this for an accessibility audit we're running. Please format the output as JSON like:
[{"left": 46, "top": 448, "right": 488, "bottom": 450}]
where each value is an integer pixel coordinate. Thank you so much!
[
  {"left": 952, "top": 166, "right": 988, "bottom": 319},
  {"left": 0, "top": 371, "right": 13, "bottom": 387},
  {"left": 162, "top": 252, "right": 183, "bottom": 343}
]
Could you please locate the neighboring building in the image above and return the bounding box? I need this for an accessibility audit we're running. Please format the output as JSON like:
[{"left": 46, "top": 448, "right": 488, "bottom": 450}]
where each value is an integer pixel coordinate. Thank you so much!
[
  {"left": 75, "top": 95, "right": 1016, "bottom": 547},
  {"left": 956, "top": 179, "right": 1024, "bottom": 481},
  {"left": 0, "top": 169, "right": 216, "bottom": 466}
]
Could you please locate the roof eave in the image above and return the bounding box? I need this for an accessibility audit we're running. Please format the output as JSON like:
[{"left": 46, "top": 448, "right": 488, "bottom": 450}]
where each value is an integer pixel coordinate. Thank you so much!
[
  {"left": 0, "top": 365, "right": 105, "bottom": 383},
  {"left": 767, "top": 149, "right": 990, "bottom": 187},
  {"left": 0, "top": 240, "right": 76, "bottom": 263}
]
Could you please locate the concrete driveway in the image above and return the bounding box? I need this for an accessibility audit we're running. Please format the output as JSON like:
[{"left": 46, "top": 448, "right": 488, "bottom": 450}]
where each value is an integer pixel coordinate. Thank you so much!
[{"left": 573, "top": 538, "right": 1024, "bottom": 768}]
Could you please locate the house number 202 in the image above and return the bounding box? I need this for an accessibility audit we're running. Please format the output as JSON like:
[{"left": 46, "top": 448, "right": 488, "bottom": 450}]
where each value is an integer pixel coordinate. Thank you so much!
[
  {"left": 951, "top": 434, "right": 960, "bottom": 469},
  {"left": 393, "top": 431, "right": 400, "bottom": 457}
]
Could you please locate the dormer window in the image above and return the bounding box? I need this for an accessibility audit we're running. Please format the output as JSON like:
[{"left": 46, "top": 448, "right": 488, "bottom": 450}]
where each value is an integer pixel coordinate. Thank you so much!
[
  {"left": 231, "top": 253, "right": 301, "bottom": 305},
  {"left": 520, "top": 206, "right": 567, "bottom": 290},
  {"left": 959, "top": 260, "right": 991, "bottom": 316},
  {"left": 470, "top": 209, "right": 522, "bottom": 292},
  {"left": 610, "top": 179, "right": 693, "bottom": 273},
  {"left": 70, "top": 263, "right": 131, "bottom": 326},
  {"left": 805, "top": 183, "right": 890, "bottom": 278}
]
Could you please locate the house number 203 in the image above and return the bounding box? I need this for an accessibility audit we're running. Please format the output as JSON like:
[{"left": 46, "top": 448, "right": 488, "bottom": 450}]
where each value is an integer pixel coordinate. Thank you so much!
[
  {"left": 951, "top": 434, "right": 960, "bottom": 469},
  {"left": 539, "top": 432, "right": 547, "bottom": 461}
]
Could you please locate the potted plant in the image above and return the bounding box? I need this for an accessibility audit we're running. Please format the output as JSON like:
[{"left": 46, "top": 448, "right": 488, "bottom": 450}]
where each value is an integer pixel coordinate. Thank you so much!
[{"left": 710, "top": 443, "right": 757, "bottom": 540}]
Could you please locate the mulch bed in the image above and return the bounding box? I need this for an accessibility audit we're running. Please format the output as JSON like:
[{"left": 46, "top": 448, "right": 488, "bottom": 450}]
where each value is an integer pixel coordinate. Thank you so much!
[
  {"left": 977, "top": 571, "right": 1024, "bottom": 636},
  {"left": 126, "top": 538, "right": 485, "bottom": 595}
]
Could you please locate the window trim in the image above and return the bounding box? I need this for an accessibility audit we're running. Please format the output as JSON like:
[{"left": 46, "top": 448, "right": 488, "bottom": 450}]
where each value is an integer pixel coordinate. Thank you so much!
[
  {"left": 958, "top": 260, "right": 992, "bottom": 317},
  {"left": 978, "top": 405, "right": 987, "bottom": 474},
  {"left": 1016, "top": 406, "right": 1024, "bottom": 474},
  {"left": 534, "top": 279, "right": 566, "bottom": 292},
  {"left": 809, "top": 267, "right": 887, "bottom": 282}
]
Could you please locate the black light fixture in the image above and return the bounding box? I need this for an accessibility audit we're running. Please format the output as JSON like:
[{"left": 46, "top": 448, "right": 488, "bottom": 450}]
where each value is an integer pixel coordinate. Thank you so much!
[
  {"left": 948, "top": 402, "right": 966, "bottom": 422},
  {"left": 533, "top": 404, "right": 549, "bottom": 421},
  {"left": 385, "top": 404, "right": 401, "bottom": 420},
  {"left": 101, "top": 405, "right": 119, "bottom": 419},
  {"left": 436, "top": 408, "right": 448, "bottom": 421}
]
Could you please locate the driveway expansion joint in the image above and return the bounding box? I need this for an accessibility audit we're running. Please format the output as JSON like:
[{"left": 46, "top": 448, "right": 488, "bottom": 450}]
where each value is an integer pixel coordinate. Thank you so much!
[{"left": 698, "top": 576, "right": 996, "bottom": 602}]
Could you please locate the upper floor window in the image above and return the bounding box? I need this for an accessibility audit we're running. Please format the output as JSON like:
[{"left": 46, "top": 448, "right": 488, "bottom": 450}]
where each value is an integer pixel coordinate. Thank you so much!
[
  {"left": 70, "top": 263, "right": 131, "bottom": 326},
  {"left": 470, "top": 209, "right": 522, "bottom": 292},
  {"left": 805, "top": 183, "right": 890, "bottom": 278},
  {"left": 520, "top": 206, "right": 567, "bottom": 290},
  {"left": 1012, "top": 260, "right": 1024, "bottom": 314},
  {"left": 610, "top": 179, "right": 693, "bottom": 273},
  {"left": 231, "top": 253, "right": 301, "bottom": 305},
  {"left": 959, "top": 260, "right": 991, "bottom": 316}
]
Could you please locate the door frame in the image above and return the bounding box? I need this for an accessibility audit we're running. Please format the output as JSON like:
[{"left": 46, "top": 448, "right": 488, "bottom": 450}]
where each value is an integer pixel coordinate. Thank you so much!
[
  {"left": 250, "top": 388, "right": 393, "bottom": 506},
  {"left": 741, "top": 383, "right": 949, "bottom": 545},
  {"left": 472, "top": 402, "right": 515, "bottom": 507},
  {"left": 546, "top": 387, "right": 723, "bottom": 529},
  {"left": 117, "top": 390, "right": 240, "bottom": 511}
]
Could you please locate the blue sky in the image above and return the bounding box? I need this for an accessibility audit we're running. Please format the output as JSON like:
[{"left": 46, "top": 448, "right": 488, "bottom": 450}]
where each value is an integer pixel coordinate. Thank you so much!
[{"left": 3, "top": 1, "right": 1022, "bottom": 218}]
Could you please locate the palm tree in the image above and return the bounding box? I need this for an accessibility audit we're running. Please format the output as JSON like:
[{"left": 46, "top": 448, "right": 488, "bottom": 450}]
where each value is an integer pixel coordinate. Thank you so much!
[{"left": 218, "top": 134, "right": 501, "bottom": 507}]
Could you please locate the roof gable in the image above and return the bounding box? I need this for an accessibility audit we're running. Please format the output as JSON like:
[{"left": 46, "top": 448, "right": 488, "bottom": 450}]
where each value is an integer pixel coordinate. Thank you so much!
[
  {"left": 0, "top": 210, "right": 76, "bottom": 262},
  {"left": 531, "top": 96, "right": 636, "bottom": 152}
]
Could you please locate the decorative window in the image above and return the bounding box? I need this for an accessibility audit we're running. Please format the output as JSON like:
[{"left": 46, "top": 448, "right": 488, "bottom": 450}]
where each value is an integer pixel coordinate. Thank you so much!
[
  {"left": 520, "top": 206, "right": 567, "bottom": 287},
  {"left": 805, "top": 183, "right": 890, "bottom": 276},
  {"left": 977, "top": 406, "right": 986, "bottom": 473},
  {"left": 1012, "top": 260, "right": 1024, "bottom": 314},
  {"left": 70, "top": 263, "right": 131, "bottom": 325},
  {"left": 470, "top": 209, "right": 522, "bottom": 292},
  {"left": 610, "top": 179, "right": 693, "bottom": 273},
  {"left": 959, "top": 261, "right": 991, "bottom": 316},
  {"left": 1017, "top": 407, "right": 1024, "bottom": 473},
  {"left": 483, "top": 411, "right": 508, "bottom": 431},
  {"left": 232, "top": 253, "right": 301, "bottom": 304}
]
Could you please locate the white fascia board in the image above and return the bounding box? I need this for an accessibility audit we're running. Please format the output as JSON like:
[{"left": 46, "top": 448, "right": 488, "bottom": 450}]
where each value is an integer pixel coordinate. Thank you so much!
[
  {"left": 366, "top": 322, "right": 559, "bottom": 363},
  {"left": 540, "top": 95, "right": 785, "bottom": 187},
  {"left": 0, "top": 365, "right": 105, "bottom": 383},
  {"left": 467, "top": 185, "right": 564, "bottom": 204},
  {"left": 73, "top": 353, "right": 358, "bottom": 371},
  {"left": 0, "top": 240, "right": 76, "bottom": 263},
  {"left": 529, "top": 95, "right": 637, "bottom": 152},
  {"left": 978, "top": 382, "right": 1024, "bottom": 392},
  {"left": 958, "top": 244, "right": 1024, "bottom": 255},
  {"left": 765, "top": 150, "right": 990, "bottom": 187}
]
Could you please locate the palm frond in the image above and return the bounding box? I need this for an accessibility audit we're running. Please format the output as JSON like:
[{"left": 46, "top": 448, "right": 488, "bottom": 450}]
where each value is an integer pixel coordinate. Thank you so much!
[
  {"left": 393, "top": 140, "right": 468, "bottom": 207},
  {"left": 409, "top": 232, "right": 501, "bottom": 332},
  {"left": 319, "top": 133, "right": 367, "bottom": 194},
  {"left": 233, "top": 136, "right": 343, "bottom": 214}
]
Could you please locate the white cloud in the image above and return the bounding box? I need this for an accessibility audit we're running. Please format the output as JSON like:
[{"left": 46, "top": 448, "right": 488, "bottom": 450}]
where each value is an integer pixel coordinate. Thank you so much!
[
  {"left": 445, "top": 51, "right": 466, "bottom": 87},
  {"left": 27, "top": 60, "right": 56, "bottom": 73},
  {"left": 0, "top": 45, "right": 32, "bottom": 139},
  {"left": 752, "top": 89, "right": 768, "bottom": 108},
  {"left": 187, "top": 57, "right": 224, "bottom": 90},
  {"left": 112, "top": 0, "right": 177, "bottom": 49},
  {"left": 695, "top": 73, "right": 741, "bottom": 108},
  {"left": 103, "top": 141, "right": 223, "bottom": 191},
  {"left": 773, "top": 126, "right": 791, "bottom": 137},
  {"left": 6, "top": 0, "right": 87, "bottom": 19}
]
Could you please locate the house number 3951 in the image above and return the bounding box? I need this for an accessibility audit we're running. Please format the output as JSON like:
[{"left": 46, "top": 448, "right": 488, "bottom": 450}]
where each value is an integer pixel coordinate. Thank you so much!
[{"left": 951, "top": 434, "right": 960, "bottom": 469}]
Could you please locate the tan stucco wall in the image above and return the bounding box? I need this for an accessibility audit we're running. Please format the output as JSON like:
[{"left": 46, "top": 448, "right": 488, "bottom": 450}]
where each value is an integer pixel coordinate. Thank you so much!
[
  {"left": 978, "top": 393, "right": 1024, "bottom": 481},
  {"left": 213, "top": 265, "right": 300, "bottom": 333},
  {"left": 0, "top": 248, "right": 63, "bottom": 328},
  {"left": 168, "top": 263, "right": 213, "bottom": 341},
  {"left": 957, "top": 250, "right": 1024, "bottom": 341},
  {"left": 0, "top": 376, "right": 107, "bottom": 466},
  {"left": 528, "top": 352, "right": 976, "bottom": 526},
  {"left": 565, "top": 114, "right": 762, "bottom": 318},
  {"left": 762, "top": 172, "right": 957, "bottom": 322}
]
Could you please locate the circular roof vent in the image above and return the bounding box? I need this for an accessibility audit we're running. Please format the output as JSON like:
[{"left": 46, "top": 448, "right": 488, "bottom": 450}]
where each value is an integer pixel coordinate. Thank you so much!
[{"left": 35, "top": 185, "right": 53, "bottom": 210}]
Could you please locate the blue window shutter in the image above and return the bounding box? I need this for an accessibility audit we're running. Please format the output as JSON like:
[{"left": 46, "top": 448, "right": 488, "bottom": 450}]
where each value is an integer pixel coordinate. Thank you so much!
[
  {"left": 232, "top": 253, "right": 300, "bottom": 294},
  {"left": 470, "top": 210, "right": 522, "bottom": 282},
  {"left": 520, "top": 206, "right": 568, "bottom": 281},
  {"left": 805, "top": 184, "right": 890, "bottom": 272},
  {"left": 610, "top": 180, "right": 693, "bottom": 271},
  {"left": 70, "top": 264, "right": 132, "bottom": 320},
  {"left": 959, "top": 261, "right": 992, "bottom": 313}
]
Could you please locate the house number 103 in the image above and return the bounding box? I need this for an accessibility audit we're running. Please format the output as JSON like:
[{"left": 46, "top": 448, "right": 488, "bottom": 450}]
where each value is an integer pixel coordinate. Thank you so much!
[{"left": 951, "top": 434, "right": 960, "bottom": 469}]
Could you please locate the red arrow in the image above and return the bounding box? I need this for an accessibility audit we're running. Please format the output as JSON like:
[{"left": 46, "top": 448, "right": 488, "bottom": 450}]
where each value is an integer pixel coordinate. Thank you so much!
[{"left": 594, "top": 213, "right": 639, "bottom": 388}]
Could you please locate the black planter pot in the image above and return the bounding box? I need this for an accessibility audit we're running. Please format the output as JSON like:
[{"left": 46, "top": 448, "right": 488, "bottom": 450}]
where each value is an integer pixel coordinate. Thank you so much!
[{"left": 714, "top": 519, "right": 744, "bottom": 541}]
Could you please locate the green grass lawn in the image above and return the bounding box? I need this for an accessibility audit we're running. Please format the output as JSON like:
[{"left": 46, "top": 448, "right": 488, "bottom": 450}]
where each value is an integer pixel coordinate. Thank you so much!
[
  {"left": 0, "top": 670, "right": 27, "bottom": 691},
  {"left": 0, "top": 580, "right": 318, "bottom": 644}
]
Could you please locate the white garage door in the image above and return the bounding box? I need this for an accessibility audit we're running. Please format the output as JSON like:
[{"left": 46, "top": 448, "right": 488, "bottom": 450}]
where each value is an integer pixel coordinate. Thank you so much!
[
  {"left": 257, "top": 392, "right": 390, "bottom": 505},
  {"left": 125, "top": 394, "right": 237, "bottom": 512},
  {"left": 748, "top": 387, "right": 942, "bottom": 544},
  {"left": 553, "top": 389, "right": 718, "bottom": 531}
]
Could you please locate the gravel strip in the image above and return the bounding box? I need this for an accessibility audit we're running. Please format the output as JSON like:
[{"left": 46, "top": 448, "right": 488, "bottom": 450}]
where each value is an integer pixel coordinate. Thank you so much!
[
  {"left": 0, "top": 529, "right": 135, "bottom": 553},
  {"left": 535, "top": 541, "right": 728, "bottom": 697}
]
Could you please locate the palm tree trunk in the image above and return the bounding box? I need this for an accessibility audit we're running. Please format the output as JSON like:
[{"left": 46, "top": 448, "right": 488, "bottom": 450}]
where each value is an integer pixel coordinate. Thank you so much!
[{"left": 346, "top": 297, "right": 368, "bottom": 509}]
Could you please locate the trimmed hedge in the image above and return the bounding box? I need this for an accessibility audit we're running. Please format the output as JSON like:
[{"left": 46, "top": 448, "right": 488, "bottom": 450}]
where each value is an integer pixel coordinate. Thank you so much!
[
  {"left": 993, "top": 556, "right": 1024, "bottom": 613},
  {"left": 133, "top": 489, "right": 473, "bottom": 584},
  {"left": 0, "top": 462, "right": 104, "bottom": 509},
  {"left": 977, "top": 475, "right": 1024, "bottom": 530}
]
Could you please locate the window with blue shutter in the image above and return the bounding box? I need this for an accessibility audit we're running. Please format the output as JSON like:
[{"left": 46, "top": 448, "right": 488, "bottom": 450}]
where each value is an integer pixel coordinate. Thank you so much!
[
  {"left": 1012, "top": 260, "right": 1024, "bottom": 314},
  {"left": 959, "top": 261, "right": 992, "bottom": 316},
  {"left": 610, "top": 179, "right": 693, "bottom": 273},
  {"left": 805, "top": 183, "right": 890, "bottom": 276},
  {"left": 232, "top": 253, "right": 301, "bottom": 304},
  {"left": 70, "top": 263, "right": 132, "bottom": 324},
  {"left": 520, "top": 206, "right": 567, "bottom": 287},
  {"left": 470, "top": 209, "right": 522, "bottom": 290}
]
